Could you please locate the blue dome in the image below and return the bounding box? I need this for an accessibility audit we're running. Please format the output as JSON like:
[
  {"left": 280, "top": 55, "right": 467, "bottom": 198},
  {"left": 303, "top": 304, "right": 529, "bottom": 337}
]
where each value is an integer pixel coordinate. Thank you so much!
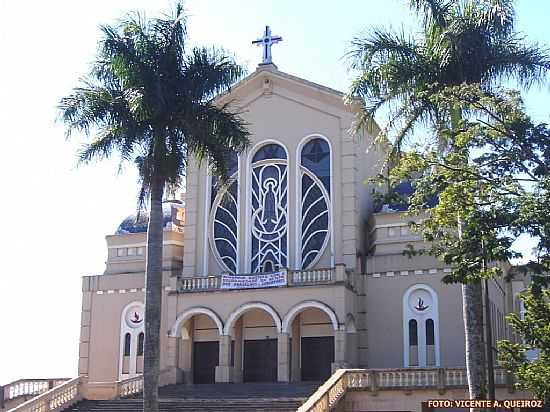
[{"left": 115, "top": 200, "right": 185, "bottom": 235}]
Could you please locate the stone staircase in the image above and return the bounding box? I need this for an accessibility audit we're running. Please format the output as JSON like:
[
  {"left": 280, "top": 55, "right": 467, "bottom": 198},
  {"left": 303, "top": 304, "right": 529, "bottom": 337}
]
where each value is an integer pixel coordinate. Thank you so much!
[{"left": 63, "top": 382, "right": 320, "bottom": 412}]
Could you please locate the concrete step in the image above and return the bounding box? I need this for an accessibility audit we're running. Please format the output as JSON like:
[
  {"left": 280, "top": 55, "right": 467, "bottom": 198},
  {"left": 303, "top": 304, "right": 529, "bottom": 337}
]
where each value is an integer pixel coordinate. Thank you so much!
[
  {"left": 65, "top": 399, "right": 304, "bottom": 411},
  {"left": 63, "top": 382, "right": 320, "bottom": 412}
]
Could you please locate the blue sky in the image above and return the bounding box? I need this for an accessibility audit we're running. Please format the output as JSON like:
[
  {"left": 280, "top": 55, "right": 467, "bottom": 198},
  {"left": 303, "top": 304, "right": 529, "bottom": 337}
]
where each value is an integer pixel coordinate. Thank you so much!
[{"left": 0, "top": 0, "right": 548, "bottom": 384}]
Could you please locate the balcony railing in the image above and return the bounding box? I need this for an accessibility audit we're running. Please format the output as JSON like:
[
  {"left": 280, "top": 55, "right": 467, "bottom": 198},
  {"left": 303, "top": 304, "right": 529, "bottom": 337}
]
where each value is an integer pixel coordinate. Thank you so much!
[
  {"left": 1, "top": 379, "right": 70, "bottom": 410},
  {"left": 5, "top": 377, "right": 80, "bottom": 412},
  {"left": 177, "top": 265, "right": 356, "bottom": 293},
  {"left": 298, "top": 368, "right": 512, "bottom": 412}
]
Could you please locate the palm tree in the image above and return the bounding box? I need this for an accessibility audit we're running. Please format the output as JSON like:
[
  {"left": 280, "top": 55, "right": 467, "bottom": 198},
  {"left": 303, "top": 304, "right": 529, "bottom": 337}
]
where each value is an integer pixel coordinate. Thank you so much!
[
  {"left": 348, "top": 0, "right": 549, "bottom": 403},
  {"left": 58, "top": 5, "right": 250, "bottom": 411}
]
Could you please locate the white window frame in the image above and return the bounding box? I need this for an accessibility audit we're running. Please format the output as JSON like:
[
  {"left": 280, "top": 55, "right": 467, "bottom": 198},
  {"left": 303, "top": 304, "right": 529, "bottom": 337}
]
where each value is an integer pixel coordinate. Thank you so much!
[{"left": 403, "top": 284, "right": 440, "bottom": 367}]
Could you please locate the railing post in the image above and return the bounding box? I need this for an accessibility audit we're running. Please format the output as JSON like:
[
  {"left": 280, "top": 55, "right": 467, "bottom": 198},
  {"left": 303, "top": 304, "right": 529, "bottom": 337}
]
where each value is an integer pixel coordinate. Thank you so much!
[
  {"left": 335, "top": 264, "right": 346, "bottom": 282},
  {"left": 0, "top": 385, "right": 4, "bottom": 409},
  {"left": 369, "top": 370, "right": 378, "bottom": 394},
  {"left": 437, "top": 368, "right": 446, "bottom": 394}
]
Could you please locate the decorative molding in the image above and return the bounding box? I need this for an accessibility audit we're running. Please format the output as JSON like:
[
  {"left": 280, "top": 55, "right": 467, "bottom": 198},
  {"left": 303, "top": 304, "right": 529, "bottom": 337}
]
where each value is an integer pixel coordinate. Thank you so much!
[
  {"left": 368, "top": 268, "right": 450, "bottom": 278},
  {"left": 108, "top": 240, "right": 183, "bottom": 249},
  {"left": 95, "top": 288, "right": 145, "bottom": 295},
  {"left": 402, "top": 284, "right": 440, "bottom": 368},
  {"left": 119, "top": 301, "right": 144, "bottom": 379}
]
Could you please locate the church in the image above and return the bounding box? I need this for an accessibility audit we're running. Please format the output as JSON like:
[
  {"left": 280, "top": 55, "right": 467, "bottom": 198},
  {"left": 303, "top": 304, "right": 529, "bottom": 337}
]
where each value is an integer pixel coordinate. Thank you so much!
[{"left": 3, "top": 27, "right": 533, "bottom": 412}]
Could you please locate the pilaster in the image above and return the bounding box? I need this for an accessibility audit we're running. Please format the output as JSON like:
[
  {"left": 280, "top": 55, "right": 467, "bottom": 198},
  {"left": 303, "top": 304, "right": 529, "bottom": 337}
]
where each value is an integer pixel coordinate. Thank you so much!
[
  {"left": 215, "top": 335, "right": 232, "bottom": 383},
  {"left": 277, "top": 332, "right": 290, "bottom": 382}
]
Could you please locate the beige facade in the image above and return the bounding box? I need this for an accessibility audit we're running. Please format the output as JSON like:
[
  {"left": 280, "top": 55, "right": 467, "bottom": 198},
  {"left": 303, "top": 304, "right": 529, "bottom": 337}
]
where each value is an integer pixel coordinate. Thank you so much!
[{"left": 75, "top": 64, "right": 524, "bottom": 405}]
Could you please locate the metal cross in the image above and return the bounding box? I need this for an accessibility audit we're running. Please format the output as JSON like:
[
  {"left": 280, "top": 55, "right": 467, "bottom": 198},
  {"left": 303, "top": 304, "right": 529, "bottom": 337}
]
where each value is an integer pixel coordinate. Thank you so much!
[{"left": 252, "top": 26, "right": 282, "bottom": 65}]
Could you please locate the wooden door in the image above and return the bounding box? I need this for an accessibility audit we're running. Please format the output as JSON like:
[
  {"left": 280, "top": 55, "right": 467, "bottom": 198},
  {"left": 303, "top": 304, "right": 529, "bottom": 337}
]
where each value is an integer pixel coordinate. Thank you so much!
[
  {"left": 243, "top": 339, "right": 278, "bottom": 382},
  {"left": 193, "top": 341, "right": 219, "bottom": 384},
  {"left": 301, "top": 336, "right": 334, "bottom": 381}
]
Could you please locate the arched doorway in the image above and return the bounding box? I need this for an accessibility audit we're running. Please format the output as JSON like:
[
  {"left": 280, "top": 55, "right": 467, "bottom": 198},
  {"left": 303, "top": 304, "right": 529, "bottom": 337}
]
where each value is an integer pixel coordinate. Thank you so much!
[
  {"left": 224, "top": 303, "right": 282, "bottom": 383},
  {"left": 282, "top": 301, "right": 338, "bottom": 382},
  {"left": 170, "top": 308, "right": 223, "bottom": 384}
]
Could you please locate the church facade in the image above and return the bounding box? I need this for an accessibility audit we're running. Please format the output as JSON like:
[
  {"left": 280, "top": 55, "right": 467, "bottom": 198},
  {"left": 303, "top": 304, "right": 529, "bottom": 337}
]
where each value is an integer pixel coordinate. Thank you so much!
[{"left": 76, "top": 61, "right": 524, "bottom": 403}]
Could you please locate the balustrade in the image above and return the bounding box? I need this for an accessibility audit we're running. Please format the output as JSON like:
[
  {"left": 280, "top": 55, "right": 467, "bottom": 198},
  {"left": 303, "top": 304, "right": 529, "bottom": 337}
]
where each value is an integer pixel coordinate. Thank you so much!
[
  {"left": 298, "top": 368, "right": 512, "bottom": 412},
  {"left": 7, "top": 378, "right": 80, "bottom": 412},
  {"left": 116, "top": 375, "right": 143, "bottom": 398},
  {"left": 177, "top": 266, "right": 350, "bottom": 293},
  {"left": 2, "top": 379, "right": 69, "bottom": 404}
]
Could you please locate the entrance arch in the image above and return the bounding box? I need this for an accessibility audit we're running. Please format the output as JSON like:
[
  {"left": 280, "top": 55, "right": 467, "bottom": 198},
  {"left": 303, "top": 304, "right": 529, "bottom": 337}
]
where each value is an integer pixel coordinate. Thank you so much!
[
  {"left": 170, "top": 307, "right": 224, "bottom": 384},
  {"left": 224, "top": 302, "right": 282, "bottom": 335},
  {"left": 282, "top": 301, "right": 339, "bottom": 382},
  {"left": 224, "top": 302, "right": 282, "bottom": 382},
  {"left": 170, "top": 307, "right": 223, "bottom": 337},
  {"left": 282, "top": 300, "right": 339, "bottom": 333}
]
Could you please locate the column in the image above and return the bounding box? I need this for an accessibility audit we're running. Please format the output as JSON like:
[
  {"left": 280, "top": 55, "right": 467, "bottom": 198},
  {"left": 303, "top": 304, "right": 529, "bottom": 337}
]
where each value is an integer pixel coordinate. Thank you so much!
[
  {"left": 233, "top": 319, "right": 243, "bottom": 382},
  {"left": 332, "top": 330, "right": 349, "bottom": 373},
  {"left": 215, "top": 335, "right": 232, "bottom": 383},
  {"left": 291, "top": 315, "right": 301, "bottom": 382},
  {"left": 164, "top": 336, "right": 180, "bottom": 385},
  {"left": 277, "top": 332, "right": 290, "bottom": 382}
]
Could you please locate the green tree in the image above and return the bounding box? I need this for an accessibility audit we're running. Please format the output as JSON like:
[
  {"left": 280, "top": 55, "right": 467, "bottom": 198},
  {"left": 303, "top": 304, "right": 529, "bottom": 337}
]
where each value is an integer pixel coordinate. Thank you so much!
[
  {"left": 348, "top": 0, "right": 549, "bottom": 403},
  {"left": 499, "top": 286, "right": 550, "bottom": 403},
  {"left": 380, "top": 84, "right": 550, "bottom": 401},
  {"left": 58, "top": 5, "right": 250, "bottom": 411}
]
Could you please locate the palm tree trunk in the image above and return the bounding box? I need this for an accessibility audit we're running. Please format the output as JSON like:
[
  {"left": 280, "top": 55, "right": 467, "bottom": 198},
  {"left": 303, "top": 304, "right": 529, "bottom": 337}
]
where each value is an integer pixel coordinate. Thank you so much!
[
  {"left": 462, "top": 281, "right": 486, "bottom": 404},
  {"left": 452, "top": 109, "right": 486, "bottom": 410},
  {"left": 458, "top": 214, "right": 486, "bottom": 410},
  {"left": 143, "top": 176, "right": 164, "bottom": 412}
]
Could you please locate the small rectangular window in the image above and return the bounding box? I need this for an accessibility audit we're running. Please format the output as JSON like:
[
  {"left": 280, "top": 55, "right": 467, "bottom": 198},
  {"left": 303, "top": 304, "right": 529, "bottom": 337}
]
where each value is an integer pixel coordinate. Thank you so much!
[
  {"left": 409, "top": 319, "right": 418, "bottom": 346},
  {"left": 426, "top": 319, "right": 435, "bottom": 345},
  {"left": 127, "top": 247, "right": 136, "bottom": 256},
  {"left": 137, "top": 247, "right": 144, "bottom": 255},
  {"left": 117, "top": 248, "right": 126, "bottom": 257}
]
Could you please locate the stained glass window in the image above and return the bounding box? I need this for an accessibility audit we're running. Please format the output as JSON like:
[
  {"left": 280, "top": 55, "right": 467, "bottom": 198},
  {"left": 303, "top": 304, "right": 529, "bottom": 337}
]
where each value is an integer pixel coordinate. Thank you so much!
[
  {"left": 300, "top": 138, "right": 331, "bottom": 269},
  {"left": 250, "top": 143, "right": 288, "bottom": 272},
  {"left": 210, "top": 152, "right": 239, "bottom": 273}
]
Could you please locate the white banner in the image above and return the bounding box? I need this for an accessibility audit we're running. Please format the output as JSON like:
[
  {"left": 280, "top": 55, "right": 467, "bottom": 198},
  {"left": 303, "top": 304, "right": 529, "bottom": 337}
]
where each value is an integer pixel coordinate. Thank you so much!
[{"left": 220, "top": 270, "right": 287, "bottom": 290}]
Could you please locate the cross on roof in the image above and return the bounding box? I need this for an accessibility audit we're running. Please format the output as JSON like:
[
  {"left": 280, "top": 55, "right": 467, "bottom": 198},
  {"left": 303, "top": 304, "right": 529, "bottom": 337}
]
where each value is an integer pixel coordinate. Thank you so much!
[{"left": 252, "top": 26, "right": 282, "bottom": 65}]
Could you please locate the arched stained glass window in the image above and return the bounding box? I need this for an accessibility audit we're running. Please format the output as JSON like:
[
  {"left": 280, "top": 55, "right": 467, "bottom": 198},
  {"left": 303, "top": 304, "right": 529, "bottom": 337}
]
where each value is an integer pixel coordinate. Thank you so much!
[
  {"left": 300, "top": 138, "right": 331, "bottom": 269},
  {"left": 210, "top": 152, "right": 239, "bottom": 273},
  {"left": 250, "top": 143, "right": 288, "bottom": 272},
  {"left": 253, "top": 144, "right": 286, "bottom": 162},
  {"left": 124, "top": 333, "right": 131, "bottom": 356}
]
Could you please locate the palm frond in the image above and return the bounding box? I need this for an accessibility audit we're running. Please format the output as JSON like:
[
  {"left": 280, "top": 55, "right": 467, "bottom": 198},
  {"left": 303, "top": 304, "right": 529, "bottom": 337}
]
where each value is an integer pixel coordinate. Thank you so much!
[
  {"left": 483, "top": 39, "right": 550, "bottom": 88},
  {"left": 181, "top": 47, "right": 246, "bottom": 102},
  {"left": 409, "top": 0, "right": 452, "bottom": 29}
]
